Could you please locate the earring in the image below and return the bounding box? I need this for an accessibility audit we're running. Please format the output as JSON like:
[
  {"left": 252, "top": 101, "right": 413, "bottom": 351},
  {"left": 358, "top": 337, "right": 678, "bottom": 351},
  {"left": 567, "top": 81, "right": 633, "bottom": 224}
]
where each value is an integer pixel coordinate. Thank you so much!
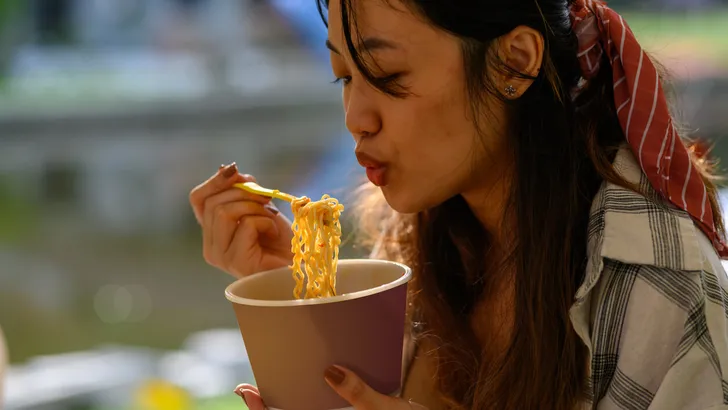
[{"left": 505, "top": 84, "right": 517, "bottom": 98}]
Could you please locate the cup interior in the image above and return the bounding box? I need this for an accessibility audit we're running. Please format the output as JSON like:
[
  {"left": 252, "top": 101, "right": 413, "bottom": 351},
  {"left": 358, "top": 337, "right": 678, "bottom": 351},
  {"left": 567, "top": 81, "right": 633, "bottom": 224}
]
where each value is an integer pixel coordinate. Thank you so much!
[{"left": 225, "top": 259, "right": 411, "bottom": 306}]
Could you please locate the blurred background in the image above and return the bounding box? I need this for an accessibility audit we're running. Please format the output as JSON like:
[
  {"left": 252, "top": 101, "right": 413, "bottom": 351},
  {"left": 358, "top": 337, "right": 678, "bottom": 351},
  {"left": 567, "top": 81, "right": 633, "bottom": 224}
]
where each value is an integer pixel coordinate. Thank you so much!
[{"left": 0, "top": 0, "right": 727, "bottom": 409}]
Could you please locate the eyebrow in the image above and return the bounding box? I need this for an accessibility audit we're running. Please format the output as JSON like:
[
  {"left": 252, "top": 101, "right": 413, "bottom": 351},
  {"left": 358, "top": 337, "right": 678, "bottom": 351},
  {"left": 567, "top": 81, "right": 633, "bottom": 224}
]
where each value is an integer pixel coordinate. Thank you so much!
[{"left": 325, "top": 37, "right": 399, "bottom": 55}]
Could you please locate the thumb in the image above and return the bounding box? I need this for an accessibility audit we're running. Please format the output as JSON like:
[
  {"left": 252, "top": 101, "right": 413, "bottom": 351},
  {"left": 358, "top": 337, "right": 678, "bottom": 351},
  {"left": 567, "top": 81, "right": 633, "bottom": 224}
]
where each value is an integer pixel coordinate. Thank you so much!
[
  {"left": 235, "top": 384, "right": 266, "bottom": 410},
  {"left": 324, "top": 366, "right": 398, "bottom": 409}
]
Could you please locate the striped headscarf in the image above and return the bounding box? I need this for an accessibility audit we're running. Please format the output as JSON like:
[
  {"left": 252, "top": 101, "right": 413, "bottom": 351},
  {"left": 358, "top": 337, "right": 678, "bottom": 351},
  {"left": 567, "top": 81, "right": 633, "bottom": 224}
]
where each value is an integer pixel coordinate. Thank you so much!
[{"left": 570, "top": 0, "right": 728, "bottom": 257}]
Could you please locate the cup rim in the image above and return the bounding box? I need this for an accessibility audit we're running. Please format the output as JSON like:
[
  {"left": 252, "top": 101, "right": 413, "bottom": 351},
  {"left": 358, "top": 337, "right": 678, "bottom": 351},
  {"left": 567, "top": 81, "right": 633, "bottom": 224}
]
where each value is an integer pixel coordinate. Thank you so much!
[{"left": 225, "top": 259, "right": 412, "bottom": 307}]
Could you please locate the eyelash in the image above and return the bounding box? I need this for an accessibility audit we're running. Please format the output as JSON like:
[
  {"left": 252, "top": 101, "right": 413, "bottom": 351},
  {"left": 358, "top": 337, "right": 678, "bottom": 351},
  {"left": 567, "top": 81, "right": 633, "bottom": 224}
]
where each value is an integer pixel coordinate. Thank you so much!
[
  {"left": 331, "top": 76, "right": 352, "bottom": 86},
  {"left": 331, "top": 73, "right": 402, "bottom": 87}
]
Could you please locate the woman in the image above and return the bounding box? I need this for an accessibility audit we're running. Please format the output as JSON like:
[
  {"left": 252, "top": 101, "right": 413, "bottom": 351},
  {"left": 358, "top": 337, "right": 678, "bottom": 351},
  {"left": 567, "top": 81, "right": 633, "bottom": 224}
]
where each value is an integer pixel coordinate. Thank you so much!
[{"left": 189, "top": 0, "right": 728, "bottom": 408}]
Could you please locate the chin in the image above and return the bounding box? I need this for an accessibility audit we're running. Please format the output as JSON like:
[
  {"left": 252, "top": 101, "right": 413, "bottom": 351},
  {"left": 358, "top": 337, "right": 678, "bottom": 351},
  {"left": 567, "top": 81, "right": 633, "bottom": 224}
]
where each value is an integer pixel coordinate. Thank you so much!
[{"left": 380, "top": 185, "right": 431, "bottom": 214}]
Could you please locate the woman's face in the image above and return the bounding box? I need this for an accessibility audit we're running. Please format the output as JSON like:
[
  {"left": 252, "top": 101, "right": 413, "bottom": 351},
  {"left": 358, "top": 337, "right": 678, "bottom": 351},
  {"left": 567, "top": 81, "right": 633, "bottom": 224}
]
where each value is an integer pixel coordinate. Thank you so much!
[{"left": 327, "top": 0, "right": 510, "bottom": 214}]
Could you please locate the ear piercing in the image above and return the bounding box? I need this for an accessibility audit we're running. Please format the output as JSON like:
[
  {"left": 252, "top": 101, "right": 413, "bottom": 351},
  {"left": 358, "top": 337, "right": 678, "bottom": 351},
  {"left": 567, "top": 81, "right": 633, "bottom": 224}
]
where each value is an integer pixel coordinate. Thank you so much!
[{"left": 505, "top": 84, "right": 517, "bottom": 97}]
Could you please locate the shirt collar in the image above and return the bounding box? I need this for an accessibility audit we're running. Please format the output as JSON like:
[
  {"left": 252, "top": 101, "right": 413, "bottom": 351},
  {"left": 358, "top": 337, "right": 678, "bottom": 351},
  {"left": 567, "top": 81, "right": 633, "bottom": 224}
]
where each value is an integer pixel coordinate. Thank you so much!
[{"left": 575, "top": 147, "right": 705, "bottom": 302}]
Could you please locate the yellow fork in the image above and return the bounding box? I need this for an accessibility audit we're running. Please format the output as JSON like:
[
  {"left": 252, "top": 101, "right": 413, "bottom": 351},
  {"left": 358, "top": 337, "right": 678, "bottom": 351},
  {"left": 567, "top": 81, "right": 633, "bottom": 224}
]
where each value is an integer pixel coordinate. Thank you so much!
[{"left": 233, "top": 181, "right": 298, "bottom": 203}]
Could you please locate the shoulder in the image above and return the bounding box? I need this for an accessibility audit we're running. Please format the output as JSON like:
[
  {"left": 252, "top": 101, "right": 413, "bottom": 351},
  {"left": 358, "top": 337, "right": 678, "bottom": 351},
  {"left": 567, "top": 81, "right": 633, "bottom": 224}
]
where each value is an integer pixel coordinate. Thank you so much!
[
  {"left": 578, "top": 147, "right": 715, "bottom": 300},
  {"left": 577, "top": 148, "right": 728, "bottom": 408},
  {"left": 582, "top": 148, "right": 728, "bottom": 346}
]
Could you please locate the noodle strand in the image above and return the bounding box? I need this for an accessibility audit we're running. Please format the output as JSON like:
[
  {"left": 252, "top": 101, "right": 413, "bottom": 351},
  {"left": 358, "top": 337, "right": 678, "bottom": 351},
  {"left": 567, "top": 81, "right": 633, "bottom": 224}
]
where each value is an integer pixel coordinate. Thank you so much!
[{"left": 289, "top": 195, "right": 344, "bottom": 299}]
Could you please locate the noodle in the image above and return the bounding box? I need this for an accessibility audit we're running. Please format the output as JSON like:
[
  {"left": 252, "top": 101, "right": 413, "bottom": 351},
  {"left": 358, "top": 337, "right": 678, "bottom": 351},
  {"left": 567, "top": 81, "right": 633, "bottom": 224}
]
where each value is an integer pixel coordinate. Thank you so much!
[{"left": 289, "top": 195, "right": 344, "bottom": 299}]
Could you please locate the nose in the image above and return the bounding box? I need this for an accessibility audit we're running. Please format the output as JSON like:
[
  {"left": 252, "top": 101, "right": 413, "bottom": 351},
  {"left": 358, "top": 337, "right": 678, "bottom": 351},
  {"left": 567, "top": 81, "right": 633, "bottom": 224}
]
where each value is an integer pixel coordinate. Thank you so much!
[{"left": 344, "top": 84, "right": 381, "bottom": 143}]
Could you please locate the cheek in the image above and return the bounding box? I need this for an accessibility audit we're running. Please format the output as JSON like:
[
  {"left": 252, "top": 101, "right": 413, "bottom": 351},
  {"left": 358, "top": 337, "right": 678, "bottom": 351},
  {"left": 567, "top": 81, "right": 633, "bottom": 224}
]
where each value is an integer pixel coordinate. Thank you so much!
[
  {"left": 403, "top": 93, "right": 477, "bottom": 174},
  {"left": 381, "top": 98, "right": 480, "bottom": 212}
]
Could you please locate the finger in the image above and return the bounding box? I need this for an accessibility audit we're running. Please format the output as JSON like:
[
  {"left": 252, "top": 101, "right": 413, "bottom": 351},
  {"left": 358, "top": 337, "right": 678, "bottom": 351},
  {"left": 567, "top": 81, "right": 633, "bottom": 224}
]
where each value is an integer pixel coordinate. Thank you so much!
[
  {"left": 202, "top": 187, "right": 272, "bottom": 231},
  {"left": 234, "top": 384, "right": 265, "bottom": 410},
  {"left": 202, "top": 189, "right": 273, "bottom": 264},
  {"left": 228, "top": 216, "right": 281, "bottom": 265},
  {"left": 211, "top": 201, "right": 279, "bottom": 257},
  {"left": 234, "top": 384, "right": 259, "bottom": 395},
  {"left": 190, "top": 163, "right": 253, "bottom": 223},
  {"left": 203, "top": 187, "right": 274, "bottom": 227},
  {"left": 324, "top": 365, "right": 402, "bottom": 410},
  {"left": 190, "top": 163, "right": 244, "bottom": 221}
]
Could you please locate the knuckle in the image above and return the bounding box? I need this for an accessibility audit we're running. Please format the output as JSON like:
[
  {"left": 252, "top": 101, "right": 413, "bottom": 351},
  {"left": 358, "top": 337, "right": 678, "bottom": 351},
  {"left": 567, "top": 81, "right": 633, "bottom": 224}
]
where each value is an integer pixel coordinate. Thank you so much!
[
  {"left": 214, "top": 204, "right": 230, "bottom": 220},
  {"left": 188, "top": 187, "right": 201, "bottom": 205},
  {"left": 203, "top": 196, "right": 216, "bottom": 215},
  {"left": 202, "top": 248, "right": 215, "bottom": 266},
  {"left": 239, "top": 216, "right": 255, "bottom": 231},
  {"left": 240, "top": 215, "right": 255, "bottom": 229},
  {"left": 230, "top": 263, "right": 249, "bottom": 278}
]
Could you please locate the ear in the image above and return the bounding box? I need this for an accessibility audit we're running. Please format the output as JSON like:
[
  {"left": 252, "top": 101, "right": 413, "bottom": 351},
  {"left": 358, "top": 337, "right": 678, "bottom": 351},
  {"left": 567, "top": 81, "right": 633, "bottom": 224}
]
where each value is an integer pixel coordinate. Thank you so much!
[{"left": 496, "top": 25, "right": 544, "bottom": 99}]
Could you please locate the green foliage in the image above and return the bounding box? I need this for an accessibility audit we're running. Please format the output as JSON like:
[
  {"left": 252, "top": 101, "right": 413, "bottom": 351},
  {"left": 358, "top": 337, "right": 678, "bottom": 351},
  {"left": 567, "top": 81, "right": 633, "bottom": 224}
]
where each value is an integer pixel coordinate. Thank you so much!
[
  {"left": 0, "top": 178, "right": 39, "bottom": 244},
  {"left": 0, "top": 0, "right": 21, "bottom": 27}
]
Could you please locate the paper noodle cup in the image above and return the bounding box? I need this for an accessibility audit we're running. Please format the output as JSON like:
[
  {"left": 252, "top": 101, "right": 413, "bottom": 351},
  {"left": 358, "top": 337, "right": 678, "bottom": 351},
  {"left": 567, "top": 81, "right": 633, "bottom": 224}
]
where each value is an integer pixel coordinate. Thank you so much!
[{"left": 225, "top": 259, "right": 413, "bottom": 410}]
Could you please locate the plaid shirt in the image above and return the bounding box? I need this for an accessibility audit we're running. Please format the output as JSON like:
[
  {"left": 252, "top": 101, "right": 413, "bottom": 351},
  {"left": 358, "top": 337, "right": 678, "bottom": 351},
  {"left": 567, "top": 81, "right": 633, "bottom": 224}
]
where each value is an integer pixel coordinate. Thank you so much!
[
  {"left": 396, "top": 148, "right": 728, "bottom": 409},
  {"left": 572, "top": 148, "right": 728, "bottom": 409}
]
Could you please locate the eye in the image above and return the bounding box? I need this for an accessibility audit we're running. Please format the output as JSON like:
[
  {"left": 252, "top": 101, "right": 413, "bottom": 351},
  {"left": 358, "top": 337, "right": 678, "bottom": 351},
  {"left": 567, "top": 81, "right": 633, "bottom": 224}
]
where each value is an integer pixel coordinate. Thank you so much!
[
  {"left": 375, "top": 73, "right": 402, "bottom": 85},
  {"left": 332, "top": 73, "right": 402, "bottom": 85},
  {"left": 331, "top": 76, "right": 352, "bottom": 86}
]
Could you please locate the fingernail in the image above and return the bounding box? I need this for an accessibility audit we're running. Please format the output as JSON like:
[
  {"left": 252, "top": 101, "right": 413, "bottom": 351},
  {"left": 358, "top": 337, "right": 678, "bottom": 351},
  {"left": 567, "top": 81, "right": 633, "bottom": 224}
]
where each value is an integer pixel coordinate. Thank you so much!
[
  {"left": 221, "top": 162, "right": 237, "bottom": 178},
  {"left": 265, "top": 204, "right": 279, "bottom": 215},
  {"left": 324, "top": 366, "right": 345, "bottom": 386},
  {"left": 234, "top": 387, "right": 248, "bottom": 405}
]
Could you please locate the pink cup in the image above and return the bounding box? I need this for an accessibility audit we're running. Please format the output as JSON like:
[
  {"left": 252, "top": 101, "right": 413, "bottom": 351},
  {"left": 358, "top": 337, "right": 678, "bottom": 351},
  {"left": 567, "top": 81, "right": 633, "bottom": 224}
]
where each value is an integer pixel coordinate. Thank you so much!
[{"left": 225, "top": 259, "right": 413, "bottom": 410}]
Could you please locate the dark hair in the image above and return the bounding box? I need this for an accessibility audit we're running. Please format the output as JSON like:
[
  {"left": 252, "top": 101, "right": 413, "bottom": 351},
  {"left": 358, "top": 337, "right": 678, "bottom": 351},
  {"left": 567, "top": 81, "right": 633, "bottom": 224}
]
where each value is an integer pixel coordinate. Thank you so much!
[{"left": 317, "top": 0, "right": 724, "bottom": 408}]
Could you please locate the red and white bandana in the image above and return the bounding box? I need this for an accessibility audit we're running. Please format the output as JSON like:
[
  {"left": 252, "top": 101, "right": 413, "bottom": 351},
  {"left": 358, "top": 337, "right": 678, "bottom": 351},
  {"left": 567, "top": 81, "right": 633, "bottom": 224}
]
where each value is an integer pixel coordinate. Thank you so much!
[{"left": 570, "top": 0, "right": 728, "bottom": 257}]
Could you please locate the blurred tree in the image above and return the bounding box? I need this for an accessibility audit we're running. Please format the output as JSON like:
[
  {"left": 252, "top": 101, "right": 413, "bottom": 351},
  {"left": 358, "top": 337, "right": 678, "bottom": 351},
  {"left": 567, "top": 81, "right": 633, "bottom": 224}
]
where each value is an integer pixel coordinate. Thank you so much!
[{"left": 0, "top": 0, "right": 21, "bottom": 27}]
